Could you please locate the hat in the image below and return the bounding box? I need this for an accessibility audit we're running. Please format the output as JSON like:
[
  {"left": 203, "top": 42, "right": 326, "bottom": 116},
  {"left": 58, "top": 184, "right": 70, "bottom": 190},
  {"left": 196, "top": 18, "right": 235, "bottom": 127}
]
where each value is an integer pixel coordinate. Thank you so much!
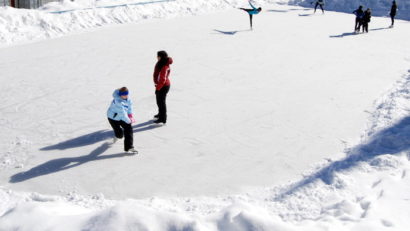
[{"left": 118, "top": 87, "right": 129, "bottom": 96}]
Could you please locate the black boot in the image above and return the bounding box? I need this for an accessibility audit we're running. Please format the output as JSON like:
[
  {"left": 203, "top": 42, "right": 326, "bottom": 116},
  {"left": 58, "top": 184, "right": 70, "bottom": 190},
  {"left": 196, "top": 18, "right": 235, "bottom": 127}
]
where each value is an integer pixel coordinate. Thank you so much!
[{"left": 153, "top": 119, "right": 166, "bottom": 124}]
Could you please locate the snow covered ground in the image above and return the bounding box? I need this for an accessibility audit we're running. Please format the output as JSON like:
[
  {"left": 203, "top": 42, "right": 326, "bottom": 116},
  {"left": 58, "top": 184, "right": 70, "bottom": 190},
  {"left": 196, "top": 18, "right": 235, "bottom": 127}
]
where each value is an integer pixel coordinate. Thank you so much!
[
  {"left": 291, "top": 0, "right": 410, "bottom": 20},
  {"left": 1, "top": 1, "right": 410, "bottom": 230}
]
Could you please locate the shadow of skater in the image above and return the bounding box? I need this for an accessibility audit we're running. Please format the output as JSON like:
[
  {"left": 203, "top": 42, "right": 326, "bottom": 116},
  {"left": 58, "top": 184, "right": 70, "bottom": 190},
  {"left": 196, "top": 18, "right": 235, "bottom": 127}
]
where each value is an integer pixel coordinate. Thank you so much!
[
  {"left": 267, "top": 9, "right": 288, "bottom": 13},
  {"left": 133, "top": 120, "right": 160, "bottom": 133},
  {"left": 370, "top": 27, "right": 391, "bottom": 31},
  {"left": 298, "top": 13, "right": 312, "bottom": 17},
  {"left": 329, "top": 32, "right": 359, "bottom": 38},
  {"left": 277, "top": 116, "right": 410, "bottom": 198},
  {"left": 10, "top": 142, "right": 134, "bottom": 183},
  {"left": 213, "top": 29, "right": 250, "bottom": 35},
  {"left": 289, "top": 8, "right": 311, "bottom": 11},
  {"left": 41, "top": 120, "right": 158, "bottom": 151}
]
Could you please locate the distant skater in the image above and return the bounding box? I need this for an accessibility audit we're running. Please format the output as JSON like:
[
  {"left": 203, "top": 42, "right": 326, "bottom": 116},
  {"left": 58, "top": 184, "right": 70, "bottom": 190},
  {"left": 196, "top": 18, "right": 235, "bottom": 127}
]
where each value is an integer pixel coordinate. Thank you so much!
[
  {"left": 239, "top": 1, "right": 262, "bottom": 30},
  {"left": 390, "top": 0, "right": 397, "bottom": 27},
  {"left": 353, "top": 5, "right": 364, "bottom": 33},
  {"left": 362, "top": 8, "right": 372, "bottom": 33},
  {"left": 314, "top": 0, "right": 325, "bottom": 14},
  {"left": 107, "top": 87, "right": 137, "bottom": 153},
  {"left": 153, "top": 50, "right": 173, "bottom": 124}
]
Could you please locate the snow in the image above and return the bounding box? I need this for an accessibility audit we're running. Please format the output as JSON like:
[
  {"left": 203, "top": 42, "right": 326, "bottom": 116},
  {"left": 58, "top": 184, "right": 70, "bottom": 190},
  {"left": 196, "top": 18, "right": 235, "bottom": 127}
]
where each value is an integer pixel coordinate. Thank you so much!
[
  {"left": 1, "top": 1, "right": 410, "bottom": 230},
  {"left": 290, "top": 0, "right": 410, "bottom": 20}
]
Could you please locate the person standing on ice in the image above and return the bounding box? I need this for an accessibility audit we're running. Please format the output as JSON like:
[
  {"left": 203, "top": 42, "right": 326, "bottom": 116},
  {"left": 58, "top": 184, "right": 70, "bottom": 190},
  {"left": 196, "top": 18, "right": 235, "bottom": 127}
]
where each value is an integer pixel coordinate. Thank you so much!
[
  {"left": 239, "top": 1, "right": 262, "bottom": 30},
  {"left": 153, "top": 50, "right": 172, "bottom": 124},
  {"left": 313, "top": 0, "right": 325, "bottom": 14},
  {"left": 362, "top": 8, "right": 372, "bottom": 33},
  {"left": 107, "top": 87, "right": 137, "bottom": 153},
  {"left": 353, "top": 5, "right": 364, "bottom": 33},
  {"left": 390, "top": 1, "right": 398, "bottom": 27}
]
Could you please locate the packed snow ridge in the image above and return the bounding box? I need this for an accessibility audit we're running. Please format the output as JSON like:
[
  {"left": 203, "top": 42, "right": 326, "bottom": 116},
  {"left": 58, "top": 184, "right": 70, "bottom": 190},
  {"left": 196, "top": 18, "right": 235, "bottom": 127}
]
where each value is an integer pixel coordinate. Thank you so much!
[
  {"left": 1, "top": 0, "right": 409, "bottom": 46},
  {"left": 291, "top": 0, "right": 410, "bottom": 20}
]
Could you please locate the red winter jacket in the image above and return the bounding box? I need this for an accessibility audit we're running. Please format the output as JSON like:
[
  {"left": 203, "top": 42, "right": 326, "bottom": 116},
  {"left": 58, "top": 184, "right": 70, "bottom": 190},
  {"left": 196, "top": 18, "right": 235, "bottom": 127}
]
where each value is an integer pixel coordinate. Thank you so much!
[{"left": 153, "top": 57, "right": 173, "bottom": 91}]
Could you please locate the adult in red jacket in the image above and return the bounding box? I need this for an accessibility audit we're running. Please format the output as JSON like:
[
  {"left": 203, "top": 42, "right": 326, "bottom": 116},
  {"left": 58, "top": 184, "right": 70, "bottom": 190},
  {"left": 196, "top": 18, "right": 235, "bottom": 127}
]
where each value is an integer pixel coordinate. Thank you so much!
[{"left": 153, "top": 50, "right": 172, "bottom": 124}]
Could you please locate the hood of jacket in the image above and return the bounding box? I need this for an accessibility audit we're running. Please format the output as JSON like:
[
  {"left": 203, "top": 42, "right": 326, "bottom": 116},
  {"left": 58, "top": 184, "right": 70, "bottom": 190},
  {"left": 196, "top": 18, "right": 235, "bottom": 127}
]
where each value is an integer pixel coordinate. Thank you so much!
[{"left": 167, "top": 57, "right": 173, "bottom": 66}]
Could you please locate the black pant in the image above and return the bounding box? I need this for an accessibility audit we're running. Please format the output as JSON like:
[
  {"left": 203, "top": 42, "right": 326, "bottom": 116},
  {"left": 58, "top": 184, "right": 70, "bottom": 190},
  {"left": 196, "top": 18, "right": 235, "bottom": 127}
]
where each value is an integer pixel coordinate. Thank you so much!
[
  {"left": 314, "top": 3, "right": 324, "bottom": 13},
  {"left": 355, "top": 18, "right": 362, "bottom": 31},
  {"left": 362, "top": 22, "right": 369, "bottom": 32},
  {"left": 108, "top": 118, "right": 134, "bottom": 151},
  {"left": 155, "top": 85, "right": 170, "bottom": 122},
  {"left": 390, "top": 15, "right": 395, "bottom": 26},
  {"left": 240, "top": 8, "right": 254, "bottom": 29}
]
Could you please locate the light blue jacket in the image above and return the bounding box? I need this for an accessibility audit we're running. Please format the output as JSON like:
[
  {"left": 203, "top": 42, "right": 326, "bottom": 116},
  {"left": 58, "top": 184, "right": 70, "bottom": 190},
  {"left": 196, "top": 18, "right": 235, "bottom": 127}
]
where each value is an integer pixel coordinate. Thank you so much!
[{"left": 107, "top": 90, "right": 133, "bottom": 124}]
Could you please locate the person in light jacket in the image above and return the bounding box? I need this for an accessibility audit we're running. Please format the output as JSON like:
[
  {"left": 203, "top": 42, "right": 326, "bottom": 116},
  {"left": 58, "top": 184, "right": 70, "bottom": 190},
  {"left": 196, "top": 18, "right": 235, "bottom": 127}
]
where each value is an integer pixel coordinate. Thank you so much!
[{"left": 107, "top": 87, "right": 137, "bottom": 153}]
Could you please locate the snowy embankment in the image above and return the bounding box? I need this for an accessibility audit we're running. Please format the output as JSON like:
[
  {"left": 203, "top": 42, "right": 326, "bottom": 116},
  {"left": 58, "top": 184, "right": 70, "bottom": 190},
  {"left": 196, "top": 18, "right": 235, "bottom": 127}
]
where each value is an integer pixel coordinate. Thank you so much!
[
  {"left": 1, "top": 0, "right": 408, "bottom": 45},
  {"left": 291, "top": 0, "right": 410, "bottom": 20},
  {"left": 0, "top": 0, "right": 280, "bottom": 46}
]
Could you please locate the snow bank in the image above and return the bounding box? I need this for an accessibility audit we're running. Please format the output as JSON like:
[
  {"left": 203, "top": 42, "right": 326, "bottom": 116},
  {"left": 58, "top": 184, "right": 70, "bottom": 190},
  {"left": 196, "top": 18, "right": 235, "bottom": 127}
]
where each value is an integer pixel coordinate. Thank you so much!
[
  {"left": 0, "top": 0, "right": 271, "bottom": 46},
  {"left": 1, "top": 72, "right": 410, "bottom": 230},
  {"left": 290, "top": 0, "right": 410, "bottom": 20},
  {"left": 2, "top": 0, "right": 408, "bottom": 47}
]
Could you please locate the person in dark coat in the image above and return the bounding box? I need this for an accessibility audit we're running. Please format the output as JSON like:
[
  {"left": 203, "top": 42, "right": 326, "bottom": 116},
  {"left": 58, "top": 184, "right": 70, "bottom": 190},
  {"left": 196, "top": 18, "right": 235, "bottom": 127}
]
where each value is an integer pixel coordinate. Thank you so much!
[
  {"left": 353, "top": 5, "right": 364, "bottom": 33},
  {"left": 362, "top": 8, "right": 372, "bottom": 33},
  {"left": 239, "top": 1, "right": 262, "bottom": 30},
  {"left": 390, "top": 1, "right": 398, "bottom": 27},
  {"left": 153, "top": 50, "right": 172, "bottom": 124},
  {"left": 314, "top": 0, "right": 325, "bottom": 14}
]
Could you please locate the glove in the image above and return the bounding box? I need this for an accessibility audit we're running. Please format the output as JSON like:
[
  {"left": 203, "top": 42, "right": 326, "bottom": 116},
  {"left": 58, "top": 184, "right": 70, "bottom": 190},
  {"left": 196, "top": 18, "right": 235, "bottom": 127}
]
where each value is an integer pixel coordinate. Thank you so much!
[{"left": 128, "top": 114, "right": 136, "bottom": 124}]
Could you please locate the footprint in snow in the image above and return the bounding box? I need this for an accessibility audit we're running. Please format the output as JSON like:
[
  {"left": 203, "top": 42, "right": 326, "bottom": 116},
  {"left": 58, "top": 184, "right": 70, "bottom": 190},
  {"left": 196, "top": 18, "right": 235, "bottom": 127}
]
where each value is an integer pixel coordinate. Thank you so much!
[{"left": 372, "top": 179, "right": 382, "bottom": 188}]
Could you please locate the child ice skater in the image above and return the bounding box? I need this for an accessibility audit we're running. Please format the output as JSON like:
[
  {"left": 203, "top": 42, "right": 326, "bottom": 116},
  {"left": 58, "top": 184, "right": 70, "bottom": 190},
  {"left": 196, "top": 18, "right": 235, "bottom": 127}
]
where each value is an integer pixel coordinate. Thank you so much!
[{"left": 107, "top": 87, "right": 137, "bottom": 153}]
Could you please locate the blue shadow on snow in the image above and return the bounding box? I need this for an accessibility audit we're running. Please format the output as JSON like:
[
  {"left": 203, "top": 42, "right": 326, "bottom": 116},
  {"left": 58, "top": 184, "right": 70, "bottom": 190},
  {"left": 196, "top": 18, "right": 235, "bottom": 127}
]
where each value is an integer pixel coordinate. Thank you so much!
[
  {"left": 329, "top": 32, "right": 359, "bottom": 38},
  {"left": 370, "top": 27, "right": 392, "bottom": 31},
  {"left": 330, "top": 27, "right": 392, "bottom": 38},
  {"left": 10, "top": 120, "right": 160, "bottom": 183},
  {"left": 298, "top": 13, "right": 313, "bottom": 17},
  {"left": 213, "top": 29, "right": 251, "bottom": 35},
  {"left": 266, "top": 9, "right": 289, "bottom": 13},
  {"left": 10, "top": 142, "right": 134, "bottom": 183},
  {"left": 40, "top": 120, "right": 158, "bottom": 150},
  {"left": 277, "top": 116, "right": 410, "bottom": 198}
]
